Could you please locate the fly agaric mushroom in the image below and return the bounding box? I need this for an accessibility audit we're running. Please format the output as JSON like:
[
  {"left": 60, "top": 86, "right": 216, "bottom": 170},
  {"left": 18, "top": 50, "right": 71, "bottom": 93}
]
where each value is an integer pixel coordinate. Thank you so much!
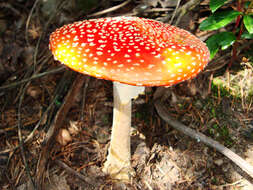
[{"left": 49, "top": 16, "right": 210, "bottom": 181}]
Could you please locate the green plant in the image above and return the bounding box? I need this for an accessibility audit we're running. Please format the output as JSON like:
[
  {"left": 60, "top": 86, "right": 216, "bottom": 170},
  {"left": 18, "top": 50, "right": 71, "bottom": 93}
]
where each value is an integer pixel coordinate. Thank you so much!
[
  {"left": 208, "top": 122, "right": 233, "bottom": 146},
  {"left": 200, "top": 0, "right": 253, "bottom": 59},
  {"left": 211, "top": 78, "right": 232, "bottom": 98}
]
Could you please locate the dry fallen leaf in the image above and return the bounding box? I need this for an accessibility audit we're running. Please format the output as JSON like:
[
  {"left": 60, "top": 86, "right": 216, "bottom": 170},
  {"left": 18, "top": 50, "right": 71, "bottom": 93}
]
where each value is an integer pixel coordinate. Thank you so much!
[
  {"left": 26, "top": 85, "right": 42, "bottom": 99},
  {"left": 68, "top": 120, "right": 80, "bottom": 135},
  {"left": 57, "top": 129, "right": 72, "bottom": 146}
]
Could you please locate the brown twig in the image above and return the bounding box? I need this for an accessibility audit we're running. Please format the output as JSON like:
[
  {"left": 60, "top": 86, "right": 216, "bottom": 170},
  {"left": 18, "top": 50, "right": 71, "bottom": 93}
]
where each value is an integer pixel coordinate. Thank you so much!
[
  {"left": 159, "top": 0, "right": 201, "bottom": 24},
  {"left": 13, "top": 55, "right": 51, "bottom": 188},
  {"left": 0, "top": 2, "right": 21, "bottom": 15},
  {"left": 0, "top": 95, "right": 57, "bottom": 155},
  {"left": 0, "top": 69, "right": 68, "bottom": 156},
  {"left": 15, "top": 43, "right": 51, "bottom": 190},
  {"left": 175, "top": 0, "right": 201, "bottom": 26},
  {"left": 25, "top": 0, "right": 40, "bottom": 46},
  {"left": 154, "top": 100, "right": 253, "bottom": 180},
  {"left": 32, "top": 0, "right": 67, "bottom": 72},
  {"left": 55, "top": 159, "right": 93, "bottom": 185},
  {"left": 36, "top": 73, "right": 85, "bottom": 189},
  {"left": 169, "top": 0, "right": 181, "bottom": 25},
  {"left": 0, "top": 66, "right": 64, "bottom": 91},
  {"left": 17, "top": 77, "right": 36, "bottom": 190},
  {"left": 80, "top": 76, "right": 90, "bottom": 121},
  {"left": 205, "top": 40, "right": 253, "bottom": 73},
  {"left": 88, "top": 0, "right": 131, "bottom": 17}
]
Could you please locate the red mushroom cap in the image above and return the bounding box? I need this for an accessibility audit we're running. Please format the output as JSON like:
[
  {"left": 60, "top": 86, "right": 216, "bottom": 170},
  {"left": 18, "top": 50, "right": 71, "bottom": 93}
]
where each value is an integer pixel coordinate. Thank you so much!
[{"left": 49, "top": 17, "right": 210, "bottom": 86}]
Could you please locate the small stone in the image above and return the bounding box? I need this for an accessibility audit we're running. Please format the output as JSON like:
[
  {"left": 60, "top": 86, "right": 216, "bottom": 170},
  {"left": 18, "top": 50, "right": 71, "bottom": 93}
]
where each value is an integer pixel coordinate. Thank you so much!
[{"left": 214, "top": 159, "right": 223, "bottom": 166}]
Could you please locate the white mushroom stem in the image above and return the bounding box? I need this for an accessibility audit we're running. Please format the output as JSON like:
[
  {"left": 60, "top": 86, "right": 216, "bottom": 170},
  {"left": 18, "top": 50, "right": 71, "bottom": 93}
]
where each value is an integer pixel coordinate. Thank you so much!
[{"left": 103, "top": 82, "right": 145, "bottom": 180}]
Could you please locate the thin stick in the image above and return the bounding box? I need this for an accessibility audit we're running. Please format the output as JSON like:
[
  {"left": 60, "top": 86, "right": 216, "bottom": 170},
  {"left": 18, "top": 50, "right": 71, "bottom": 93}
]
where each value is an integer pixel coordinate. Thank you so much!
[
  {"left": 17, "top": 81, "right": 36, "bottom": 189},
  {"left": 32, "top": 0, "right": 67, "bottom": 72},
  {"left": 88, "top": 0, "right": 131, "bottom": 17},
  {"left": 0, "top": 97, "right": 57, "bottom": 155},
  {"left": 169, "top": 0, "right": 181, "bottom": 25},
  {"left": 0, "top": 69, "right": 67, "bottom": 155},
  {"left": 36, "top": 73, "right": 85, "bottom": 189},
  {"left": 0, "top": 66, "right": 64, "bottom": 91},
  {"left": 80, "top": 77, "right": 90, "bottom": 121},
  {"left": 25, "top": 0, "right": 40, "bottom": 46},
  {"left": 55, "top": 160, "right": 93, "bottom": 185},
  {"left": 175, "top": 0, "right": 201, "bottom": 26},
  {"left": 159, "top": 0, "right": 201, "bottom": 23},
  {"left": 205, "top": 41, "right": 253, "bottom": 73},
  {"left": 154, "top": 100, "right": 253, "bottom": 179}
]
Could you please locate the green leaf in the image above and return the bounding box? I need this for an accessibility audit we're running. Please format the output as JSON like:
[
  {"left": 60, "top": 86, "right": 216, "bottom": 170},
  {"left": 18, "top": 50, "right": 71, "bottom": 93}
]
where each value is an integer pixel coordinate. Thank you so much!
[
  {"left": 200, "top": 10, "right": 242, "bottom": 31},
  {"left": 218, "top": 32, "right": 236, "bottom": 50},
  {"left": 206, "top": 37, "right": 219, "bottom": 59},
  {"left": 243, "top": 15, "right": 253, "bottom": 34},
  {"left": 206, "top": 32, "right": 236, "bottom": 59},
  {"left": 244, "top": 1, "right": 251, "bottom": 9},
  {"left": 241, "top": 31, "right": 253, "bottom": 39},
  {"left": 210, "top": 0, "right": 228, "bottom": 13}
]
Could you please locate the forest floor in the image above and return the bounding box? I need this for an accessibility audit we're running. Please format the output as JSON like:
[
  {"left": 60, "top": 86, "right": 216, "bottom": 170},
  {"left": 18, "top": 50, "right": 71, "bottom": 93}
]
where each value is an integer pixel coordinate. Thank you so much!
[{"left": 0, "top": 0, "right": 253, "bottom": 189}]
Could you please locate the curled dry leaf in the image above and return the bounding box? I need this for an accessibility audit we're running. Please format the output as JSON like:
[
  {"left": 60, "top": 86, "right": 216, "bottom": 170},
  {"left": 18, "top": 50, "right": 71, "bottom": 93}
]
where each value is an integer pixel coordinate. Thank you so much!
[
  {"left": 68, "top": 120, "right": 80, "bottom": 135},
  {"left": 26, "top": 85, "right": 42, "bottom": 99},
  {"left": 57, "top": 129, "right": 72, "bottom": 146}
]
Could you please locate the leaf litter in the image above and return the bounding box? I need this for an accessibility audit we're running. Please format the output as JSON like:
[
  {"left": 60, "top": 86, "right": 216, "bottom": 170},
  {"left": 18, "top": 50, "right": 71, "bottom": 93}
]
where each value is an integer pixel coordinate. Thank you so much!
[{"left": 0, "top": 0, "right": 253, "bottom": 189}]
